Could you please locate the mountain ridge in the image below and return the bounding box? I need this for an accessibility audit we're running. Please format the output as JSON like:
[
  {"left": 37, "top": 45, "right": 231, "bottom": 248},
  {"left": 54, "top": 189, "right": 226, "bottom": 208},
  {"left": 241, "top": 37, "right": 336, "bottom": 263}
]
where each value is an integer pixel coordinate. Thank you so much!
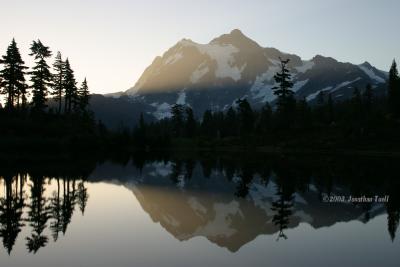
[{"left": 95, "top": 29, "right": 388, "bottom": 125}]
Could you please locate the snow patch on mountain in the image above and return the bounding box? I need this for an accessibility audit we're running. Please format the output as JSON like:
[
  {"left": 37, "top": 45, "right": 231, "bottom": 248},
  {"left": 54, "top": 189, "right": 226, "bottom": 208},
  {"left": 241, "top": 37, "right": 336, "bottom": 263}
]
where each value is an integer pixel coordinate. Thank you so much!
[
  {"left": 176, "top": 90, "right": 186, "bottom": 105},
  {"left": 306, "top": 86, "right": 333, "bottom": 101},
  {"left": 358, "top": 65, "right": 386, "bottom": 83},
  {"left": 180, "top": 40, "right": 244, "bottom": 81},
  {"left": 165, "top": 52, "right": 183, "bottom": 65},
  {"left": 269, "top": 58, "right": 281, "bottom": 66},
  {"left": 190, "top": 62, "right": 209, "bottom": 83},
  {"left": 250, "top": 65, "right": 281, "bottom": 103},
  {"left": 292, "top": 79, "right": 309, "bottom": 92},
  {"left": 295, "top": 61, "right": 315, "bottom": 73},
  {"left": 151, "top": 102, "right": 173, "bottom": 120},
  {"left": 330, "top": 77, "right": 362, "bottom": 93}
]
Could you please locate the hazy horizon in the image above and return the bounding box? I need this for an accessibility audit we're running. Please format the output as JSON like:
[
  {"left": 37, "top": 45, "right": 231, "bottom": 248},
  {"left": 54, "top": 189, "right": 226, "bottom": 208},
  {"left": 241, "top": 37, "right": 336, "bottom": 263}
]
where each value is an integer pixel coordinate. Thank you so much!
[{"left": 1, "top": 0, "right": 399, "bottom": 94}]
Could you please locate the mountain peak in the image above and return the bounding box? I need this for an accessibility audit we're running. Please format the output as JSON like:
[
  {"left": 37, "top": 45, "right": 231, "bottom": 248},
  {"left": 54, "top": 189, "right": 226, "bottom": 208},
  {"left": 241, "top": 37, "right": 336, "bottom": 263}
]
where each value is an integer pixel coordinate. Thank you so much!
[
  {"left": 229, "top": 28, "right": 245, "bottom": 36},
  {"left": 360, "top": 61, "right": 373, "bottom": 68},
  {"left": 210, "top": 29, "right": 262, "bottom": 51}
]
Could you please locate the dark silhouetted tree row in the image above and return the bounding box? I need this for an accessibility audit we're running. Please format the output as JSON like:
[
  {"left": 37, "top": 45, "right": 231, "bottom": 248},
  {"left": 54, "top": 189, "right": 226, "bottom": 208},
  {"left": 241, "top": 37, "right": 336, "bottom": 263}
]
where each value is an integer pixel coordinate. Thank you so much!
[
  {"left": 0, "top": 39, "right": 107, "bottom": 154},
  {"left": 0, "top": 171, "right": 88, "bottom": 254},
  {"left": 133, "top": 58, "right": 400, "bottom": 151},
  {"left": 0, "top": 39, "right": 90, "bottom": 114}
]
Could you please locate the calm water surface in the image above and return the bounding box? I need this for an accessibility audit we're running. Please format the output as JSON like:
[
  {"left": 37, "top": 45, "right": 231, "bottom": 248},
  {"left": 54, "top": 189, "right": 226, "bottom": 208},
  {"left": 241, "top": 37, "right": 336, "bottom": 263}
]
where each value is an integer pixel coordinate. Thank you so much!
[{"left": 0, "top": 154, "right": 399, "bottom": 266}]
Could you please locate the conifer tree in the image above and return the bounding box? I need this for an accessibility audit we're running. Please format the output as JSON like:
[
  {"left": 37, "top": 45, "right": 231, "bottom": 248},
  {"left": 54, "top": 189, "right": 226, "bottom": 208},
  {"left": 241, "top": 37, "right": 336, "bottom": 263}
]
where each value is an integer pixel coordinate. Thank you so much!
[
  {"left": 224, "top": 107, "right": 238, "bottom": 136},
  {"left": 236, "top": 98, "right": 254, "bottom": 135},
  {"left": 63, "top": 59, "right": 77, "bottom": 113},
  {"left": 185, "top": 106, "right": 196, "bottom": 137},
  {"left": 272, "top": 58, "right": 295, "bottom": 128},
  {"left": 317, "top": 90, "right": 325, "bottom": 106},
  {"left": 295, "top": 98, "right": 312, "bottom": 129},
  {"left": 0, "top": 39, "right": 27, "bottom": 110},
  {"left": 388, "top": 60, "right": 400, "bottom": 116},
  {"left": 256, "top": 103, "right": 272, "bottom": 134},
  {"left": 51, "top": 51, "right": 65, "bottom": 114},
  {"left": 29, "top": 40, "right": 52, "bottom": 112},
  {"left": 364, "top": 83, "right": 373, "bottom": 113},
  {"left": 77, "top": 78, "right": 90, "bottom": 113},
  {"left": 327, "top": 93, "right": 334, "bottom": 123},
  {"left": 171, "top": 104, "right": 184, "bottom": 137},
  {"left": 201, "top": 110, "right": 214, "bottom": 137}
]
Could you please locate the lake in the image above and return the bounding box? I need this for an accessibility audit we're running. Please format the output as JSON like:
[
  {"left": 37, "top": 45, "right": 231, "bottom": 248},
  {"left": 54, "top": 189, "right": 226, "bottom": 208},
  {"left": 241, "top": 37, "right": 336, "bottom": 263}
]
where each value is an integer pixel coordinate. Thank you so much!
[{"left": 0, "top": 153, "right": 399, "bottom": 266}]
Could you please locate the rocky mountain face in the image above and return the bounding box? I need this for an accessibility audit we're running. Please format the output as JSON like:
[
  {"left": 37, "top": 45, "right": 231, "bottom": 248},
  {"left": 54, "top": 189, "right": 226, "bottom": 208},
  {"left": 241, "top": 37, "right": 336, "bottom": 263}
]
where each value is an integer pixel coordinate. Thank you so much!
[{"left": 94, "top": 29, "right": 388, "bottom": 126}]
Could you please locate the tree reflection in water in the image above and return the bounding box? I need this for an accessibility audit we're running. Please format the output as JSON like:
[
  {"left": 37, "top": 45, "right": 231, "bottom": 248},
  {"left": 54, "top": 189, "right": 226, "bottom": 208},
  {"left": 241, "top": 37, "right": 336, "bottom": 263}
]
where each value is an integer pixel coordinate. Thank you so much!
[
  {"left": 0, "top": 165, "right": 89, "bottom": 254},
  {"left": 0, "top": 153, "right": 399, "bottom": 254}
]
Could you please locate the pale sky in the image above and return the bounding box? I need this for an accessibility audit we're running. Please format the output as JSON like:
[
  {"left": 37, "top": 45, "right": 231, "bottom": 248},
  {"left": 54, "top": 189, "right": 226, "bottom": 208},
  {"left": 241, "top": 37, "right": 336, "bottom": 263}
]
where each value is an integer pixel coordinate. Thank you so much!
[{"left": 1, "top": 0, "right": 399, "bottom": 94}]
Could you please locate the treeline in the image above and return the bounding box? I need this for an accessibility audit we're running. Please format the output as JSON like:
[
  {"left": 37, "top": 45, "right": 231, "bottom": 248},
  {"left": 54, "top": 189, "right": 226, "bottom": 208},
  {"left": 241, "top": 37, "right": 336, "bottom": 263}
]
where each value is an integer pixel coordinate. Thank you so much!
[
  {"left": 0, "top": 39, "right": 101, "bottom": 153},
  {"left": 132, "top": 58, "right": 400, "bottom": 151},
  {"left": 0, "top": 38, "right": 89, "bottom": 114}
]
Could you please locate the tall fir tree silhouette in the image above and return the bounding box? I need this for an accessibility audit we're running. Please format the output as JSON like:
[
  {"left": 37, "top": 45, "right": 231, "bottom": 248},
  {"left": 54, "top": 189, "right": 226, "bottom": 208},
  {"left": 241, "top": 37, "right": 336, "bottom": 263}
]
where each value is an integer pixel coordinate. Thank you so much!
[
  {"left": 51, "top": 51, "right": 65, "bottom": 114},
  {"left": 185, "top": 106, "right": 196, "bottom": 137},
  {"left": 363, "top": 83, "right": 373, "bottom": 113},
  {"left": 0, "top": 39, "right": 28, "bottom": 110},
  {"left": 272, "top": 58, "right": 295, "bottom": 128},
  {"left": 171, "top": 104, "right": 184, "bottom": 137},
  {"left": 77, "top": 78, "right": 90, "bottom": 113},
  {"left": 63, "top": 59, "right": 78, "bottom": 113},
  {"left": 29, "top": 40, "right": 52, "bottom": 112},
  {"left": 236, "top": 98, "right": 254, "bottom": 136},
  {"left": 388, "top": 59, "right": 400, "bottom": 117}
]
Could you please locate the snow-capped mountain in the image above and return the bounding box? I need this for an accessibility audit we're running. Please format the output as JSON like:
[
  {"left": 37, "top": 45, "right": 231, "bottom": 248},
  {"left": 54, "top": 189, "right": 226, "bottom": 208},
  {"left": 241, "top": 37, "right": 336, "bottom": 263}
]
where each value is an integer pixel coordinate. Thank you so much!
[{"left": 102, "top": 29, "right": 388, "bottom": 122}]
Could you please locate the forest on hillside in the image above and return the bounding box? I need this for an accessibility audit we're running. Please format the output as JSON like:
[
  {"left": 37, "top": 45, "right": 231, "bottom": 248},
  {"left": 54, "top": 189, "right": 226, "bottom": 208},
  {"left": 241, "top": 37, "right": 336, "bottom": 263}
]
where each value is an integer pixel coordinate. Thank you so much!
[
  {"left": 131, "top": 58, "right": 400, "bottom": 152},
  {"left": 1, "top": 39, "right": 400, "bottom": 155}
]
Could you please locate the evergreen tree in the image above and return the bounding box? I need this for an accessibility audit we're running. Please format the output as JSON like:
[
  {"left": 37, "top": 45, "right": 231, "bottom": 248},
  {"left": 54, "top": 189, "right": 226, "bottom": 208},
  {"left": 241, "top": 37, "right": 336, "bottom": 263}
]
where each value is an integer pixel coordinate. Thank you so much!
[
  {"left": 139, "top": 112, "right": 146, "bottom": 131},
  {"left": 29, "top": 40, "right": 52, "bottom": 112},
  {"left": 255, "top": 103, "right": 272, "bottom": 134},
  {"left": 171, "top": 104, "right": 184, "bottom": 137},
  {"left": 201, "top": 110, "right": 214, "bottom": 137},
  {"left": 295, "top": 98, "right": 312, "bottom": 129},
  {"left": 63, "top": 59, "right": 77, "bottom": 113},
  {"left": 77, "top": 78, "right": 90, "bottom": 113},
  {"left": 224, "top": 107, "right": 238, "bottom": 136},
  {"left": 236, "top": 98, "right": 254, "bottom": 135},
  {"left": 327, "top": 93, "right": 334, "bottom": 124},
  {"left": 0, "top": 39, "right": 27, "bottom": 110},
  {"left": 272, "top": 58, "right": 295, "bottom": 128},
  {"left": 51, "top": 51, "right": 65, "bottom": 114},
  {"left": 388, "top": 60, "right": 399, "bottom": 117},
  {"left": 352, "top": 86, "right": 362, "bottom": 116},
  {"left": 364, "top": 83, "right": 373, "bottom": 113},
  {"left": 185, "top": 106, "right": 196, "bottom": 137},
  {"left": 317, "top": 90, "right": 325, "bottom": 106},
  {"left": 133, "top": 112, "right": 147, "bottom": 148}
]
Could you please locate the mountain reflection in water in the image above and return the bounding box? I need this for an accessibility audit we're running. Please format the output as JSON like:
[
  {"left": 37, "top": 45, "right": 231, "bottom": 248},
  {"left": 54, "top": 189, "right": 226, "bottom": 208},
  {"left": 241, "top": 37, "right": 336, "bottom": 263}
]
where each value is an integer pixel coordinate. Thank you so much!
[{"left": 0, "top": 153, "right": 399, "bottom": 265}]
